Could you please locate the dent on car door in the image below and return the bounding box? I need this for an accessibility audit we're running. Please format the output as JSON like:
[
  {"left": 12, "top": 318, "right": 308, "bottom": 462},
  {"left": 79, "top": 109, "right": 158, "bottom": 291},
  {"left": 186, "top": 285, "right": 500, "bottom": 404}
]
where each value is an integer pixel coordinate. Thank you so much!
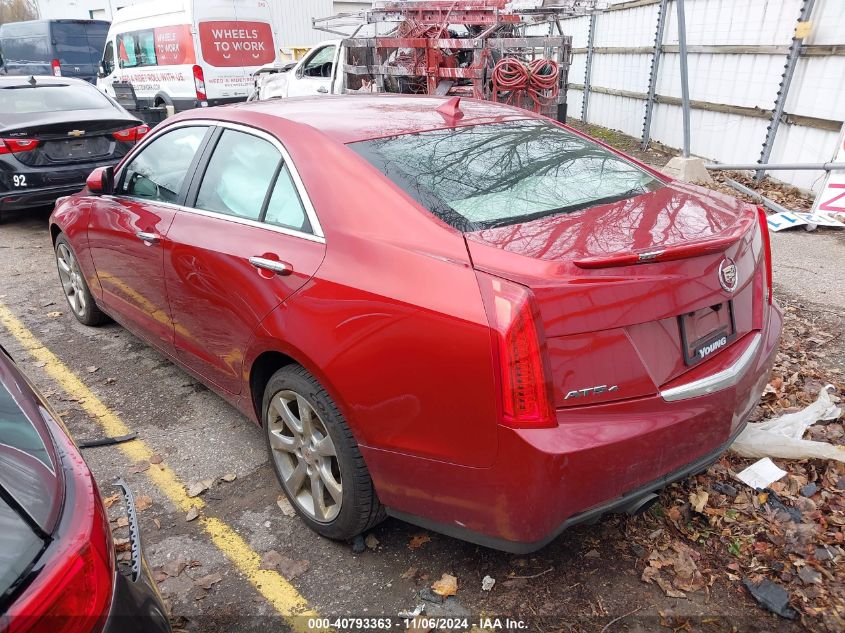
[
  {"left": 165, "top": 126, "right": 326, "bottom": 394},
  {"left": 86, "top": 125, "right": 212, "bottom": 353}
]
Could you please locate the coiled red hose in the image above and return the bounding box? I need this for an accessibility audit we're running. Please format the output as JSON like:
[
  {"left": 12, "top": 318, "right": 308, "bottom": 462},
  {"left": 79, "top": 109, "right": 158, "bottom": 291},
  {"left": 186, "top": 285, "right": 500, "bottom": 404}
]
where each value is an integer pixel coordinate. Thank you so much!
[{"left": 492, "top": 58, "right": 559, "bottom": 113}]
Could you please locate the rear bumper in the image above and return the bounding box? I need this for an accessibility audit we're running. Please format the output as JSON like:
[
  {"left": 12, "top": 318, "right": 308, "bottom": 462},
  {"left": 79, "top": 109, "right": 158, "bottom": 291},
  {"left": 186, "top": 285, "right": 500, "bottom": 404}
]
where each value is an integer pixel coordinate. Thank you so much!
[
  {"left": 102, "top": 480, "right": 171, "bottom": 633},
  {"left": 0, "top": 184, "right": 84, "bottom": 211},
  {"left": 367, "top": 303, "right": 783, "bottom": 552}
]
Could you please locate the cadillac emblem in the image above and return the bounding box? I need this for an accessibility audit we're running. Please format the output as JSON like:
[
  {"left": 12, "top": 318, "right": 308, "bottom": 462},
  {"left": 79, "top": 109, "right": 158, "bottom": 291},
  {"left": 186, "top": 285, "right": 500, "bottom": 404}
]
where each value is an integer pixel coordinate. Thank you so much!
[{"left": 718, "top": 257, "right": 738, "bottom": 292}]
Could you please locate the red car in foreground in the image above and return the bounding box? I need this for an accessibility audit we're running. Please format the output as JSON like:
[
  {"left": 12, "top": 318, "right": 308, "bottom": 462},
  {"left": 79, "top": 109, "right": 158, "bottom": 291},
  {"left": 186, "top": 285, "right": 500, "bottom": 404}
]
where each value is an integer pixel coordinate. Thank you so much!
[{"left": 49, "top": 95, "right": 782, "bottom": 552}]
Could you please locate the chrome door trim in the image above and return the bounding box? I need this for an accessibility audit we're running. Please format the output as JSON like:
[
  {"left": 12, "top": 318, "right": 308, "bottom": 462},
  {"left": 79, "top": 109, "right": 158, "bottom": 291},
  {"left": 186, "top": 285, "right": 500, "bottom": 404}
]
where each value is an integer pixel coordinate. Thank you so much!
[
  {"left": 659, "top": 333, "right": 762, "bottom": 402},
  {"left": 113, "top": 119, "right": 326, "bottom": 244}
]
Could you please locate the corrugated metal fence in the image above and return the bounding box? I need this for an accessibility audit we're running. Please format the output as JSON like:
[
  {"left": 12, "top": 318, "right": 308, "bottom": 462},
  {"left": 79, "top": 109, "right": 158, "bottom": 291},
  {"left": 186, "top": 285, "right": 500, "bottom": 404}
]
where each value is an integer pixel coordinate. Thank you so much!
[{"left": 561, "top": 0, "right": 845, "bottom": 192}]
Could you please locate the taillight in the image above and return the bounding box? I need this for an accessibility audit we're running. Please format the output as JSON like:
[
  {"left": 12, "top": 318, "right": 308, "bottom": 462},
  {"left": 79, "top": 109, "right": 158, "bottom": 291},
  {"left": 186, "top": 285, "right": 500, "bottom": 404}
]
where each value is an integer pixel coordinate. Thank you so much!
[
  {"left": 6, "top": 413, "right": 114, "bottom": 633},
  {"left": 192, "top": 64, "right": 207, "bottom": 103},
  {"left": 0, "top": 138, "right": 40, "bottom": 155},
  {"left": 112, "top": 124, "right": 150, "bottom": 143},
  {"left": 478, "top": 273, "right": 556, "bottom": 429},
  {"left": 51, "top": 59, "right": 61, "bottom": 76},
  {"left": 757, "top": 206, "right": 773, "bottom": 304}
]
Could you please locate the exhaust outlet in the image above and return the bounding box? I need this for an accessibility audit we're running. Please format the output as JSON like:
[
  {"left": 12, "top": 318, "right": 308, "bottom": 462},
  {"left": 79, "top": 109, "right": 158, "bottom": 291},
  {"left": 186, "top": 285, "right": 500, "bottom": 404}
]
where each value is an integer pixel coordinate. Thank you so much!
[{"left": 622, "top": 492, "right": 659, "bottom": 516}]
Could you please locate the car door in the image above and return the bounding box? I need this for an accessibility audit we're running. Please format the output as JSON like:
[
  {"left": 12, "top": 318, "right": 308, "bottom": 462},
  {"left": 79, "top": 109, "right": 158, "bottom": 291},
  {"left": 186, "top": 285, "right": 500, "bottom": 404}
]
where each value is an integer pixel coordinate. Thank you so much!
[
  {"left": 87, "top": 124, "right": 212, "bottom": 355},
  {"left": 164, "top": 124, "right": 326, "bottom": 394},
  {"left": 286, "top": 44, "right": 336, "bottom": 97}
]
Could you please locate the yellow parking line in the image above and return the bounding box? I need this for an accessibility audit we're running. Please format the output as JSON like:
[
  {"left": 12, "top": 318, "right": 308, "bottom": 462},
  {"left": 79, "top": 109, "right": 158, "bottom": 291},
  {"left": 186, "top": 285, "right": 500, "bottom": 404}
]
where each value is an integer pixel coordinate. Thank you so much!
[{"left": 0, "top": 303, "right": 318, "bottom": 631}]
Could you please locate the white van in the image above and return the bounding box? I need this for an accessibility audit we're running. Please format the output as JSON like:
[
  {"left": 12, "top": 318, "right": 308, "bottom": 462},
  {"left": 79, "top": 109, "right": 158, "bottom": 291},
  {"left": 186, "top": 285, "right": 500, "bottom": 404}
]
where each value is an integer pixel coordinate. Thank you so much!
[{"left": 97, "top": 0, "right": 277, "bottom": 111}]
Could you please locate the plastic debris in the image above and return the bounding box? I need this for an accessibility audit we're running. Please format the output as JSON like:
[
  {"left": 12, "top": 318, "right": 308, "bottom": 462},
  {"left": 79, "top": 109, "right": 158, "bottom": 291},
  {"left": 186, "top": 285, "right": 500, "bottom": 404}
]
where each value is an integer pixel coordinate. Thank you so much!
[
  {"left": 481, "top": 575, "right": 495, "bottom": 591},
  {"left": 731, "top": 386, "right": 844, "bottom": 462},
  {"left": 398, "top": 604, "right": 425, "bottom": 619},
  {"left": 743, "top": 578, "right": 798, "bottom": 619},
  {"left": 735, "top": 458, "right": 787, "bottom": 490}
]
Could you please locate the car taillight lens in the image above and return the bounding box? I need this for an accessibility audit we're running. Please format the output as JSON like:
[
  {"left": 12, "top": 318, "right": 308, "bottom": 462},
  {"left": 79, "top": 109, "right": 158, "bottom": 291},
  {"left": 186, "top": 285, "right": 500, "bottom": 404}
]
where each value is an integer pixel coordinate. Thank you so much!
[
  {"left": 0, "top": 138, "right": 40, "bottom": 155},
  {"left": 112, "top": 124, "right": 150, "bottom": 143},
  {"left": 757, "top": 206, "right": 773, "bottom": 304},
  {"left": 6, "top": 414, "right": 114, "bottom": 633},
  {"left": 51, "top": 59, "right": 61, "bottom": 76},
  {"left": 192, "top": 64, "right": 207, "bottom": 102},
  {"left": 478, "top": 273, "right": 556, "bottom": 429}
]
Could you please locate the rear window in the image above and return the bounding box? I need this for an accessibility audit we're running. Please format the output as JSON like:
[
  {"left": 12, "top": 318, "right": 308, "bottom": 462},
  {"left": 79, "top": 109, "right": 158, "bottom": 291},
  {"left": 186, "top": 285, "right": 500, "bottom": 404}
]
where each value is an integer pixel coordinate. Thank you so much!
[
  {"left": 52, "top": 21, "right": 108, "bottom": 65},
  {"left": 0, "top": 83, "right": 113, "bottom": 114},
  {"left": 350, "top": 120, "right": 663, "bottom": 231}
]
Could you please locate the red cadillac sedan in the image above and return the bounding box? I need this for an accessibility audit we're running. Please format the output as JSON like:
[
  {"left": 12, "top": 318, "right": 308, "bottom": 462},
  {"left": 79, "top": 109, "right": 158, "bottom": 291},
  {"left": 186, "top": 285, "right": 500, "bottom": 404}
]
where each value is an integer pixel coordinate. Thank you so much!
[{"left": 49, "top": 95, "right": 782, "bottom": 552}]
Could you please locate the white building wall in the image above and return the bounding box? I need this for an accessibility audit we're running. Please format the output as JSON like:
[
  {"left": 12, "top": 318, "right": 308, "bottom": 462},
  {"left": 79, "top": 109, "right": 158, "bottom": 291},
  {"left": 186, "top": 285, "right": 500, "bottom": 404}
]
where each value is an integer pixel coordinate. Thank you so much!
[{"left": 561, "top": 0, "right": 845, "bottom": 192}]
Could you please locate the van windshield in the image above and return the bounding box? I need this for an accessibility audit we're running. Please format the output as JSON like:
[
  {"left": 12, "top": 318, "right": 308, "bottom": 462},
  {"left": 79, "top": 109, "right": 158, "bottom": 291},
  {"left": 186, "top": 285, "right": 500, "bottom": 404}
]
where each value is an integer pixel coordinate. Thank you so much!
[{"left": 349, "top": 120, "right": 663, "bottom": 231}]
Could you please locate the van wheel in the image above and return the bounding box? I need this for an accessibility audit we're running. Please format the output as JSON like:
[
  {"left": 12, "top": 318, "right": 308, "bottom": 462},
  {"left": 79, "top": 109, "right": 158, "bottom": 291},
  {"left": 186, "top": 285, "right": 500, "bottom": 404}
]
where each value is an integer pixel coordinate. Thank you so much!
[
  {"left": 262, "top": 365, "right": 385, "bottom": 540},
  {"left": 54, "top": 234, "right": 109, "bottom": 326}
]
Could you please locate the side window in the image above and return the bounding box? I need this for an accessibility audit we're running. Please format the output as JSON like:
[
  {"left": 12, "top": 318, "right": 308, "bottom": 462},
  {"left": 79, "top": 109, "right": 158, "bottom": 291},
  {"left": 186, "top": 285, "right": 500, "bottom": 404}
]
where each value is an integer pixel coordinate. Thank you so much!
[
  {"left": 102, "top": 40, "right": 114, "bottom": 74},
  {"left": 300, "top": 45, "right": 335, "bottom": 78},
  {"left": 121, "top": 126, "right": 208, "bottom": 203},
  {"left": 117, "top": 30, "right": 156, "bottom": 68},
  {"left": 264, "top": 164, "right": 311, "bottom": 233},
  {"left": 195, "top": 129, "right": 281, "bottom": 221}
]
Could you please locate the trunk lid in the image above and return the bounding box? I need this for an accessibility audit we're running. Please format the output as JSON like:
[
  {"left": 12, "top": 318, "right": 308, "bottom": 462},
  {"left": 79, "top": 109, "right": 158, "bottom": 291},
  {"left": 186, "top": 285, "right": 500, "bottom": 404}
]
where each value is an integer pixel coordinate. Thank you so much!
[
  {"left": 466, "top": 182, "right": 766, "bottom": 408},
  {"left": 3, "top": 110, "right": 140, "bottom": 166}
]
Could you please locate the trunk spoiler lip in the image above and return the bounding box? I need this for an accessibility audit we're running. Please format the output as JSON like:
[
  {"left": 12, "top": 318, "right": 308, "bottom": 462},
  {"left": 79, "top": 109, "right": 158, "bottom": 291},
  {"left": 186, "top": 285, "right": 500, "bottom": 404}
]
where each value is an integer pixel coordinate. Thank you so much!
[{"left": 573, "top": 210, "right": 757, "bottom": 270}]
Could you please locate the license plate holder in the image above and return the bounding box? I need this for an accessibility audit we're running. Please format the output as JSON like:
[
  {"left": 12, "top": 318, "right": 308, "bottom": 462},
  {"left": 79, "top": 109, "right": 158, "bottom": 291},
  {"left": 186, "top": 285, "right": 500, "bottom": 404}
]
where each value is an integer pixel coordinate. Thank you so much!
[{"left": 678, "top": 301, "right": 736, "bottom": 366}]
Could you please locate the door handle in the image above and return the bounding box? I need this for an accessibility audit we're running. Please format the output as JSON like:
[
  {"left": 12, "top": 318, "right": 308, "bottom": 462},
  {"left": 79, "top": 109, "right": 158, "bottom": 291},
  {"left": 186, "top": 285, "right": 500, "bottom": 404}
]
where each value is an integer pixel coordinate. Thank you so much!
[
  {"left": 317, "top": 86, "right": 328, "bottom": 93},
  {"left": 136, "top": 231, "right": 160, "bottom": 244},
  {"left": 249, "top": 256, "right": 292, "bottom": 275}
]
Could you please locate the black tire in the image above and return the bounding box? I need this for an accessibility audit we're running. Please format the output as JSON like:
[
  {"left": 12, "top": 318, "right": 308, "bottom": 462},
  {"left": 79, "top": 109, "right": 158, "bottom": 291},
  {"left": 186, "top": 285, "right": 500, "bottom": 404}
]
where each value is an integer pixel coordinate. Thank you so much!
[
  {"left": 262, "top": 365, "right": 385, "bottom": 540},
  {"left": 54, "top": 233, "right": 109, "bottom": 326}
]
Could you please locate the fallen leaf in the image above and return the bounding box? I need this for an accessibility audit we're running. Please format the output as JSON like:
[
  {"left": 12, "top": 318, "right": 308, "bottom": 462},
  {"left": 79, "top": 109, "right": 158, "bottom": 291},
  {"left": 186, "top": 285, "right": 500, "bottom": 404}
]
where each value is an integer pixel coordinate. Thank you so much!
[
  {"left": 187, "top": 480, "right": 212, "bottom": 498},
  {"left": 431, "top": 573, "right": 458, "bottom": 597},
  {"left": 153, "top": 518, "right": 161, "bottom": 529},
  {"left": 115, "top": 516, "right": 129, "bottom": 528},
  {"left": 365, "top": 534, "right": 379, "bottom": 550},
  {"left": 259, "top": 550, "right": 283, "bottom": 570},
  {"left": 102, "top": 493, "right": 120, "bottom": 509},
  {"left": 798, "top": 566, "right": 822, "bottom": 585},
  {"left": 153, "top": 570, "right": 168, "bottom": 583},
  {"left": 689, "top": 489, "right": 709, "bottom": 514},
  {"left": 135, "top": 495, "right": 152, "bottom": 512},
  {"left": 113, "top": 537, "right": 131, "bottom": 552},
  {"left": 276, "top": 496, "right": 296, "bottom": 517},
  {"left": 221, "top": 473, "right": 237, "bottom": 482},
  {"left": 163, "top": 559, "right": 187, "bottom": 577},
  {"left": 193, "top": 573, "right": 223, "bottom": 590},
  {"left": 185, "top": 507, "right": 199, "bottom": 522},
  {"left": 149, "top": 454, "right": 164, "bottom": 464},
  {"left": 401, "top": 567, "right": 418, "bottom": 580},
  {"left": 129, "top": 461, "right": 150, "bottom": 474},
  {"left": 409, "top": 534, "right": 431, "bottom": 550},
  {"left": 86, "top": 366, "right": 99, "bottom": 373},
  {"left": 259, "top": 550, "right": 309, "bottom": 579},
  {"left": 47, "top": 311, "right": 63, "bottom": 318}
]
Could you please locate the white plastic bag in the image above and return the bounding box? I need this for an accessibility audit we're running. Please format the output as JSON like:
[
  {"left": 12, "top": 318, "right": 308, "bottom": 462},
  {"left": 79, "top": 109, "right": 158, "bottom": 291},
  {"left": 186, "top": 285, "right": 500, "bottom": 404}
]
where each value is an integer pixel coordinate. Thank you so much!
[{"left": 731, "top": 386, "right": 844, "bottom": 462}]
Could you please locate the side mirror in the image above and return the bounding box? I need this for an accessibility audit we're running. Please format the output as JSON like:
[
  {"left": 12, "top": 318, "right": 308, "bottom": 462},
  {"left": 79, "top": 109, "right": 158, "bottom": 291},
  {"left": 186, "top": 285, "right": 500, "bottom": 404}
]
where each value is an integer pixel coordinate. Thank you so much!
[
  {"left": 86, "top": 166, "right": 114, "bottom": 195},
  {"left": 97, "top": 63, "right": 107, "bottom": 78}
]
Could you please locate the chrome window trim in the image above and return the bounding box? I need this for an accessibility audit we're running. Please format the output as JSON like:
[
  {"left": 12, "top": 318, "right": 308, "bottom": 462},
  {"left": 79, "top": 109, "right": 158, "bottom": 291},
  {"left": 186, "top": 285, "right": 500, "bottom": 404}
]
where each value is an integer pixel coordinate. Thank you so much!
[
  {"left": 116, "top": 119, "right": 325, "bottom": 243},
  {"left": 659, "top": 333, "right": 762, "bottom": 402}
]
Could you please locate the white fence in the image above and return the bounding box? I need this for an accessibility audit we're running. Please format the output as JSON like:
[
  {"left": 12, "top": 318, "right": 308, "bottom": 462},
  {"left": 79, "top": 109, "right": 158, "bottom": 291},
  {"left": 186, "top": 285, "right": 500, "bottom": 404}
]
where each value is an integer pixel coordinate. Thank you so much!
[{"left": 560, "top": 0, "right": 845, "bottom": 192}]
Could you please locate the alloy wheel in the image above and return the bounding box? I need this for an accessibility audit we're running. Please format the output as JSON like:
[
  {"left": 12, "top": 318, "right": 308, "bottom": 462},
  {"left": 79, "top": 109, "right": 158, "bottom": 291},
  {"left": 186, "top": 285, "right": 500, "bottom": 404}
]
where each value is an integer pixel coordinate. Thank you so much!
[
  {"left": 56, "top": 243, "right": 87, "bottom": 318},
  {"left": 267, "top": 390, "right": 342, "bottom": 522}
]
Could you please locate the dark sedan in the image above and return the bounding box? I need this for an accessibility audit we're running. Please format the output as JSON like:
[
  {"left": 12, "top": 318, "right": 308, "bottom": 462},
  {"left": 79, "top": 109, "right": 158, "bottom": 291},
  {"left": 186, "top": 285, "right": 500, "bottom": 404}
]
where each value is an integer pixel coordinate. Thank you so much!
[
  {"left": 0, "top": 343, "right": 170, "bottom": 633},
  {"left": 0, "top": 75, "right": 148, "bottom": 221}
]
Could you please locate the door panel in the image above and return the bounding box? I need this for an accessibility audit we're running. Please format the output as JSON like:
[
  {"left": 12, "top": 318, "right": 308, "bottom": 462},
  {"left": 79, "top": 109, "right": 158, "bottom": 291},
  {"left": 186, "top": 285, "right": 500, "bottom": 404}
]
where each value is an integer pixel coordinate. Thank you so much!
[
  {"left": 287, "top": 45, "right": 336, "bottom": 96},
  {"left": 166, "top": 214, "right": 325, "bottom": 393},
  {"left": 165, "top": 126, "right": 326, "bottom": 394},
  {"left": 86, "top": 125, "right": 211, "bottom": 354},
  {"left": 87, "top": 198, "right": 178, "bottom": 352}
]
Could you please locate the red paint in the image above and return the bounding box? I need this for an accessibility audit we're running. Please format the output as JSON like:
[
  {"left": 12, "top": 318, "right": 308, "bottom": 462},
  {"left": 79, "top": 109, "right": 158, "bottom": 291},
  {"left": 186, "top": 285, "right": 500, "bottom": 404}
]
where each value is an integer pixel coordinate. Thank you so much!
[
  {"left": 51, "top": 95, "right": 782, "bottom": 549},
  {"left": 198, "top": 21, "right": 274, "bottom": 68}
]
